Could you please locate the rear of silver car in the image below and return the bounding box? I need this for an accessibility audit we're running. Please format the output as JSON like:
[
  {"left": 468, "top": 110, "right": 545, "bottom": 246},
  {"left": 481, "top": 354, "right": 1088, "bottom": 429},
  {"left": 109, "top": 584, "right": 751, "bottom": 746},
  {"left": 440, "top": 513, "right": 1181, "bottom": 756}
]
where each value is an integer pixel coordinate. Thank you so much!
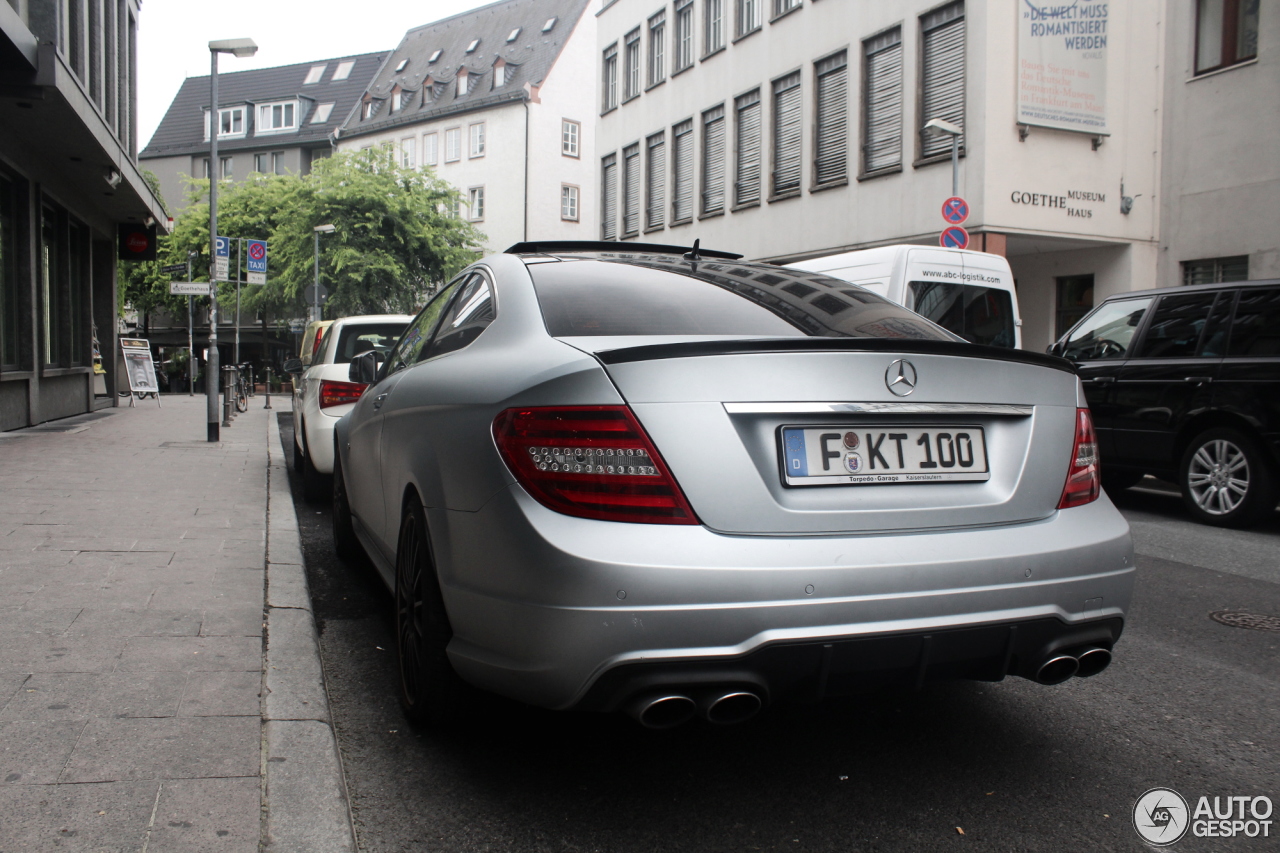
[{"left": 430, "top": 253, "right": 1133, "bottom": 726}]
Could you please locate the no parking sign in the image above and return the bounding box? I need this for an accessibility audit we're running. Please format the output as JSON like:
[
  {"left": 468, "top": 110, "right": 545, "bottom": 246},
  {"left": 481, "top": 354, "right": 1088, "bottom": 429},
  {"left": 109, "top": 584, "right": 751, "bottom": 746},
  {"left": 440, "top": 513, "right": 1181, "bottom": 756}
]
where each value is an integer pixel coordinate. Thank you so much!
[{"left": 247, "top": 239, "right": 267, "bottom": 285}]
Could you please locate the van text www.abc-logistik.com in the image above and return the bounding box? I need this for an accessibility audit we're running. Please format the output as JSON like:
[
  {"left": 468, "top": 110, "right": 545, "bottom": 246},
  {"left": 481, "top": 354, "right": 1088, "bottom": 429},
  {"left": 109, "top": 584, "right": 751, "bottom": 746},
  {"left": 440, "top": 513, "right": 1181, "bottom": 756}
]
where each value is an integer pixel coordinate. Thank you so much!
[{"left": 921, "top": 269, "right": 1003, "bottom": 284}]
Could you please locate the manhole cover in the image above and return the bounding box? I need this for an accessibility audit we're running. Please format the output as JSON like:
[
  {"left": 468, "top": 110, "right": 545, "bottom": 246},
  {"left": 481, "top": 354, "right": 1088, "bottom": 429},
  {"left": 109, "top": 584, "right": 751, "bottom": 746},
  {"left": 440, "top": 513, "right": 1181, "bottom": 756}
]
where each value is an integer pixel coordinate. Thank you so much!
[{"left": 1209, "top": 611, "right": 1280, "bottom": 633}]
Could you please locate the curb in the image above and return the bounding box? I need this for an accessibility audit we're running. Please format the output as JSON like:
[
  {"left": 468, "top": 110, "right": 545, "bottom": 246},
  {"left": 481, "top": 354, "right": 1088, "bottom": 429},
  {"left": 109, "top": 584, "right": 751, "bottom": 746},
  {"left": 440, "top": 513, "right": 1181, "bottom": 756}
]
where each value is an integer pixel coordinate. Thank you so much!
[{"left": 262, "top": 406, "right": 357, "bottom": 853}]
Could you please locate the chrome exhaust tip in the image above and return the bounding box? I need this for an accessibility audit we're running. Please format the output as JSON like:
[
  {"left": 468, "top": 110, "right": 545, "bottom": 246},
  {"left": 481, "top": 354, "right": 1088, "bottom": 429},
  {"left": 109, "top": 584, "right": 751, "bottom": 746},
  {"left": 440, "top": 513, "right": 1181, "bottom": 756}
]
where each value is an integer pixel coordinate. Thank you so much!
[
  {"left": 1035, "top": 654, "right": 1080, "bottom": 685},
  {"left": 704, "top": 691, "right": 763, "bottom": 725},
  {"left": 1074, "top": 646, "right": 1112, "bottom": 678},
  {"left": 627, "top": 694, "right": 697, "bottom": 729}
]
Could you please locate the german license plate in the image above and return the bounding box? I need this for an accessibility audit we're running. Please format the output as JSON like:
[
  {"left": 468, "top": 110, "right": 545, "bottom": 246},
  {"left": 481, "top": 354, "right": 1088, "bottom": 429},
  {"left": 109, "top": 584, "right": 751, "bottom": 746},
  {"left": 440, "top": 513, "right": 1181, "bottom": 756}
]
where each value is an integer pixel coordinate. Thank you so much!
[{"left": 779, "top": 425, "right": 990, "bottom": 486}]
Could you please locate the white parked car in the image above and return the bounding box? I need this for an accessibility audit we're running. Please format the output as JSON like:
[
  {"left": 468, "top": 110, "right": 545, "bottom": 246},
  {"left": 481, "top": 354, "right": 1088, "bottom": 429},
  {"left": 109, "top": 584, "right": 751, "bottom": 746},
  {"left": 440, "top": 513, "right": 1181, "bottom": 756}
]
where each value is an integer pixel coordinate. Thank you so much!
[{"left": 287, "top": 314, "right": 413, "bottom": 502}]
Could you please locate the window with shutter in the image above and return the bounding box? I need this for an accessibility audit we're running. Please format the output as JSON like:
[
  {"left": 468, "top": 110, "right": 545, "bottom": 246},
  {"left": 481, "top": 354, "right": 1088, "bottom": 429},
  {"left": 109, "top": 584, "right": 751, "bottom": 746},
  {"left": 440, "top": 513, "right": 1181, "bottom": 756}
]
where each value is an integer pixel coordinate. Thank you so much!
[
  {"left": 646, "top": 131, "right": 666, "bottom": 230},
  {"left": 919, "top": 2, "right": 965, "bottom": 159},
  {"left": 601, "top": 153, "right": 618, "bottom": 240},
  {"left": 672, "top": 119, "right": 694, "bottom": 223},
  {"left": 862, "top": 27, "right": 903, "bottom": 174},
  {"left": 813, "top": 51, "right": 847, "bottom": 187},
  {"left": 771, "top": 71, "right": 802, "bottom": 197},
  {"left": 622, "top": 144, "right": 641, "bottom": 236},
  {"left": 734, "top": 89, "right": 761, "bottom": 206},
  {"left": 701, "top": 104, "right": 726, "bottom": 215}
]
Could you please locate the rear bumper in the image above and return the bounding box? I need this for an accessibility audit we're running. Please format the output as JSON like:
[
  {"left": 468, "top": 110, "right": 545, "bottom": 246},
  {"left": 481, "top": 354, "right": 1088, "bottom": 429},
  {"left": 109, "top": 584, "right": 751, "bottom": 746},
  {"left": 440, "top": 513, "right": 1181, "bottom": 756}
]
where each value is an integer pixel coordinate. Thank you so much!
[
  {"left": 302, "top": 406, "right": 353, "bottom": 474},
  {"left": 436, "top": 489, "right": 1134, "bottom": 710}
]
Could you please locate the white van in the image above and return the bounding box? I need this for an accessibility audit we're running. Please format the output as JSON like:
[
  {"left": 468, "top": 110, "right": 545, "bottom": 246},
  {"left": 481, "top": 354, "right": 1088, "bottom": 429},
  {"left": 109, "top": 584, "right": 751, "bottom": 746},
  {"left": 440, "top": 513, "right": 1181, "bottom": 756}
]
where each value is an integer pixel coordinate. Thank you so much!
[{"left": 788, "top": 245, "right": 1022, "bottom": 349}]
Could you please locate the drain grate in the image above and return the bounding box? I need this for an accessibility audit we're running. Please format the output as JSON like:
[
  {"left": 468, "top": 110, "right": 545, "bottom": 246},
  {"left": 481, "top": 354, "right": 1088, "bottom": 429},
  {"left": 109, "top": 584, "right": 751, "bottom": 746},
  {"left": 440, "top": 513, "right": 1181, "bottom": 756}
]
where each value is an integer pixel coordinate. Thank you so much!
[{"left": 1210, "top": 611, "right": 1280, "bottom": 633}]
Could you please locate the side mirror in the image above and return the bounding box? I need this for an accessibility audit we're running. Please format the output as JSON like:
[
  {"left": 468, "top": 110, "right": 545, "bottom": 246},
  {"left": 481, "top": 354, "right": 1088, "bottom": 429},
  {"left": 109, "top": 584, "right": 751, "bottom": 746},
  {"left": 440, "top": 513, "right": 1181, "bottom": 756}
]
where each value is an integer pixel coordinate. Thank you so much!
[
  {"left": 282, "top": 357, "right": 304, "bottom": 375},
  {"left": 348, "top": 350, "right": 383, "bottom": 384}
]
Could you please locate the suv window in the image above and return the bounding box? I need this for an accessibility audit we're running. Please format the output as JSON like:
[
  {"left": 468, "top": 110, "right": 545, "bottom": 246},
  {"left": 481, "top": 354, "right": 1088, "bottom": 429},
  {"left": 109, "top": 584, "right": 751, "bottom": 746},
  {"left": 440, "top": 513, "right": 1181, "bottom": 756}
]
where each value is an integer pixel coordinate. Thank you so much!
[
  {"left": 528, "top": 256, "right": 954, "bottom": 340},
  {"left": 1228, "top": 287, "right": 1280, "bottom": 356},
  {"left": 1135, "top": 292, "right": 1219, "bottom": 358},
  {"left": 385, "top": 279, "right": 463, "bottom": 374},
  {"left": 333, "top": 323, "right": 407, "bottom": 364},
  {"left": 421, "top": 274, "right": 495, "bottom": 360},
  {"left": 907, "top": 282, "right": 1016, "bottom": 348},
  {"left": 1062, "top": 297, "right": 1152, "bottom": 361}
]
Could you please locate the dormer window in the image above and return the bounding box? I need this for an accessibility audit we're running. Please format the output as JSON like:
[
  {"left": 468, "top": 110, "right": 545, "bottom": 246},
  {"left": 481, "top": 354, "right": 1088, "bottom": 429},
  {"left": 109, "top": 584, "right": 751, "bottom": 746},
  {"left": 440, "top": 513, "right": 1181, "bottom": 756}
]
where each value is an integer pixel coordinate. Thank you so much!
[
  {"left": 457, "top": 69, "right": 469, "bottom": 96},
  {"left": 493, "top": 61, "right": 506, "bottom": 88},
  {"left": 507, "top": 27, "right": 521, "bottom": 42},
  {"left": 311, "top": 103, "right": 335, "bottom": 123},
  {"left": 542, "top": 17, "right": 557, "bottom": 32},
  {"left": 391, "top": 89, "right": 402, "bottom": 112},
  {"left": 303, "top": 65, "right": 326, "bottom": 85},
  {"left": 362, "top": 99, "right": 377, "bottom": 120},
  {"left": 429, "top": 49, "right": 442, "bottom": 63},
  {"left": 395, "top": 59, "right": 409, "bottom": 72},
  {"left": 204, "top": 106, "right": 246, "bottom": 140},
  {"left": 332, "top": 60, "right": 355, "bottom": 80},
  {"left": 257, "top": 101, "right": 298, "bottom": 133},
  {"left": 466, "top": 39, "right": 479, "bottom": 53}
]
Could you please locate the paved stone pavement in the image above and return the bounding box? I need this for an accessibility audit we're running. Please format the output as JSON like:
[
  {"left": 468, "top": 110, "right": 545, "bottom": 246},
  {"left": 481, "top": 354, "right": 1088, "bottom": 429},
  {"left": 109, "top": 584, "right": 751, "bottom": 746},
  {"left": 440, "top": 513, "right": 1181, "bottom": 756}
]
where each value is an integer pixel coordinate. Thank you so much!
[{"left": 0, "top": 395, "right": 351, "bottom": 853}]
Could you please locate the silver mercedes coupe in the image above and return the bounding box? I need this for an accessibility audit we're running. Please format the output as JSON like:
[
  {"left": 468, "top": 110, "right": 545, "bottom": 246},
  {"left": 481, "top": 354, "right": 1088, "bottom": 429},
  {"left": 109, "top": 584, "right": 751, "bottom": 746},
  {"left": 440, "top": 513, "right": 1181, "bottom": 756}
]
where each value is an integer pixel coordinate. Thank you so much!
[{"left": 332, "top": 241, "right": 1134, "bottom": 729}]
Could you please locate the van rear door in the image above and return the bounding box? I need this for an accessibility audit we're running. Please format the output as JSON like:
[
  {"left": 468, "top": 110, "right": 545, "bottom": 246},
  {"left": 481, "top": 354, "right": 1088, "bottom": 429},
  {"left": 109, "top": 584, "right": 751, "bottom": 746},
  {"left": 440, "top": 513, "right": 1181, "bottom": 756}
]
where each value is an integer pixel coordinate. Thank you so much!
[{"left": 904, "top": 250, "right": 1018, "bottom": 348}]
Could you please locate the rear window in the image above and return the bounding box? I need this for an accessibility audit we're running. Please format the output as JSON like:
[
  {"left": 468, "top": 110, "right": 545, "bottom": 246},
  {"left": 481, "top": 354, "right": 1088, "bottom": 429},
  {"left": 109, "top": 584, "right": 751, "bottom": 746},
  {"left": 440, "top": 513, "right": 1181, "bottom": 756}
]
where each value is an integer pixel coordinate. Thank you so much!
[
  {"left": 527, "top": 256, "right": 955, "bottom": 341},
  {"left": 907, "top": 282, "right": 1016, "bottom": 348},
  {"left": 332, "top": 323, "right": 407, "bottom": 364}
]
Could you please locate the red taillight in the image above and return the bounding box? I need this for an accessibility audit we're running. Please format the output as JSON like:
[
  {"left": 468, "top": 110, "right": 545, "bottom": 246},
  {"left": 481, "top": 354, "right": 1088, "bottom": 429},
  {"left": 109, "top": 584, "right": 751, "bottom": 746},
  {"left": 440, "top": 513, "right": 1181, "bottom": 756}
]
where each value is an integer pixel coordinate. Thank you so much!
[
  {"left": 492, "top": 406, "right": 700, "bottom": 525},
  {"left": 1058, "top": 408, "right": 1101, "bottom": 509},
  {"left": 311, "top": 331, "right": 324, "bottom": 359},
  {"left": 319, "top": 379, "right": 367, "bottom": 409}
]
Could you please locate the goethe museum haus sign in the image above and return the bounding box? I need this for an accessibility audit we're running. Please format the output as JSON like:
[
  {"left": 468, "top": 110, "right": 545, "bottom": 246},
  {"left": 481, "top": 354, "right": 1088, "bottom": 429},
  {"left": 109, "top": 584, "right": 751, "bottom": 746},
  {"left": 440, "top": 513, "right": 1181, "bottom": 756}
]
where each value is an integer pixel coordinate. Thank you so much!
[{"left": 1018, "top": 2, "right": 1109, "bottom": 134}]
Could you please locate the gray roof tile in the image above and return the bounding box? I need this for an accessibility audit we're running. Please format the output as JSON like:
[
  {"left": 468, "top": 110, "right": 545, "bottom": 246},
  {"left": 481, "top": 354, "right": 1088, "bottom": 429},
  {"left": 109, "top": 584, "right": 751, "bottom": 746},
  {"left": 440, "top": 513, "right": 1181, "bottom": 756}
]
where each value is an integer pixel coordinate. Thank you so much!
[{"left": 140, "top": 52, "right": 390, "bottom": 159}]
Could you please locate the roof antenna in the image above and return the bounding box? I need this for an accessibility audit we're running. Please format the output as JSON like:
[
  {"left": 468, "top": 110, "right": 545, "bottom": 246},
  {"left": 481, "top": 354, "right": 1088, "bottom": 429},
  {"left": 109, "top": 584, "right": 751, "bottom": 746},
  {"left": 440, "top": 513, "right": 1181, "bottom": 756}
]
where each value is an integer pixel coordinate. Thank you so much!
[{"left": 683, "top": 239, "right": 703, "bottom": 262}]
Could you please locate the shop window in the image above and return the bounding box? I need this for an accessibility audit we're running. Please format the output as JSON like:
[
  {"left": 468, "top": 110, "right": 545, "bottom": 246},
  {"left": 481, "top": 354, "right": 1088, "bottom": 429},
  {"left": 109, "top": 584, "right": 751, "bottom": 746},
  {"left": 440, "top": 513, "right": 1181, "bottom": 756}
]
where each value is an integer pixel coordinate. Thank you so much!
[{"left": 1056, "top": 274, "right": 1094, "bottom": 339}]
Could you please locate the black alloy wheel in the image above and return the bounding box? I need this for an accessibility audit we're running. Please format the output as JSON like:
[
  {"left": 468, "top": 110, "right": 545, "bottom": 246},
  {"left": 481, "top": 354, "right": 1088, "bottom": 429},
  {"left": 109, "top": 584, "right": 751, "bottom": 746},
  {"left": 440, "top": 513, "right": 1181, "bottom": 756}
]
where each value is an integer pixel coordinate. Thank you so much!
[
  {"left": 394, "top": 500, "right": 469, "bottom": 726},
  {"left": 331, "top": 447, "right": 361, "bottom": 562},
  {"left": 1179, "top": 427, "right": 1278, "bottom": 528}
]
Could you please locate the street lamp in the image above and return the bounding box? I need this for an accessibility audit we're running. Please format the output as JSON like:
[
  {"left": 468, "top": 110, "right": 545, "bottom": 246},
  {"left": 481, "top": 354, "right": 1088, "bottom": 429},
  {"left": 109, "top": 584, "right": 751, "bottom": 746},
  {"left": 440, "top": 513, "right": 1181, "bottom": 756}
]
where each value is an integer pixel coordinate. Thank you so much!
[
  {"left": 207, "top": 36, "right": 257, "bottom": 442},
  {"left": 312, "top": 224, "right": 336, "bottom": 323},
  {"left": 924, "top": 118, "right": 962, "bottom": 198}
]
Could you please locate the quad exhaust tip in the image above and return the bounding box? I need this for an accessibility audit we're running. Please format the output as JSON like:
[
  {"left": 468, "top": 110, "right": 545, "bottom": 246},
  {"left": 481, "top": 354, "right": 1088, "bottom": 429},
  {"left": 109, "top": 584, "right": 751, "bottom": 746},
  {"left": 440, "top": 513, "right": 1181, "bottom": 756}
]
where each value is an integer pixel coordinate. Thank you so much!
[
  {"left": 704, "top": 691, "right": 763, "bottom": 725},
  {"left": 628, "top": 694, "right": 697, "bottom": 729},
  {"left": 1035, "top": 654, "right": 1080, "bottom": 685},
  {"left": 1074, "top": 646, "right": 1112, "bottom": 677}
]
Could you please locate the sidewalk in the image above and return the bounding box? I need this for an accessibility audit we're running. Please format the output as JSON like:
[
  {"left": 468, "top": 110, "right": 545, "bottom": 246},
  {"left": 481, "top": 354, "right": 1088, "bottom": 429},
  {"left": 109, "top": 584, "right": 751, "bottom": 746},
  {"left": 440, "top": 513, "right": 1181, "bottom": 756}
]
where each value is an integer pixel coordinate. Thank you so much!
[{"left": 0, "top": 395, "right": 352, "bottom": 852}]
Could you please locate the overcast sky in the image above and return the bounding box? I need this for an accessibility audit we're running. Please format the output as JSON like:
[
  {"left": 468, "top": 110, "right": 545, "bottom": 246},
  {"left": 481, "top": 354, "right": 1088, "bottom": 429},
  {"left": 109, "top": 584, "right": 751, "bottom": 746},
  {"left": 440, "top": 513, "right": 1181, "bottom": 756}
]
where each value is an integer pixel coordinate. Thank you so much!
[{"left": 137, "top": 0, "right": 491, "bottom": 148}]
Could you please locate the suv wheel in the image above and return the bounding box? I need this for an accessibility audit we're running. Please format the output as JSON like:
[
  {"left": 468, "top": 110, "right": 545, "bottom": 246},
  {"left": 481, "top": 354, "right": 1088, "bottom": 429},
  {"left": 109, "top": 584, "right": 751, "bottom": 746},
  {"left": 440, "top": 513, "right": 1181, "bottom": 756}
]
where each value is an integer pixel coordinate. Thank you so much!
[
  {"left": 1179, "top": 427, "right": 1277, "bottom": 528},
  {"left": 394, "top": 500, "right": 469, "bottom": 726}
]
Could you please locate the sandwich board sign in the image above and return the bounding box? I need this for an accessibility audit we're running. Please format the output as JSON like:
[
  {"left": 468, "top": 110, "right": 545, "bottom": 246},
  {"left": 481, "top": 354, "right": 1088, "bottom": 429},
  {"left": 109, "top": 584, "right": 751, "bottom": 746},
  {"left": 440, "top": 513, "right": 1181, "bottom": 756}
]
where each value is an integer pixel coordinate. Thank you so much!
[
  {"left": 120, "top": 338, "right": 161, "bottom": 408},
  {"left": 246, "top": 239, "right": 267, "bottom": 285}
]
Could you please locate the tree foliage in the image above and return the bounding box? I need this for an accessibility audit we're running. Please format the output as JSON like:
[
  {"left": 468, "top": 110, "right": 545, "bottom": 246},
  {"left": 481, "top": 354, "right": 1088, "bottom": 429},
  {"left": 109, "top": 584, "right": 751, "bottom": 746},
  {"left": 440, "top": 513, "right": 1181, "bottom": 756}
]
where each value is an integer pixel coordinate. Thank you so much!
[{"left": 118, "top": 151, "right": 483, "bottom": 323}]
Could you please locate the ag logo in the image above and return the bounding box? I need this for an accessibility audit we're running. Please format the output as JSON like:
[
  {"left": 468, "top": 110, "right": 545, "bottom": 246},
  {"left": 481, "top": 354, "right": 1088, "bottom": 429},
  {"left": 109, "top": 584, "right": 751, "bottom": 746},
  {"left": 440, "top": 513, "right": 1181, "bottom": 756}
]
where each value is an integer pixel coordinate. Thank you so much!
[{"left": 1133, "top": 787, "right": 1190, "bottom": 846}]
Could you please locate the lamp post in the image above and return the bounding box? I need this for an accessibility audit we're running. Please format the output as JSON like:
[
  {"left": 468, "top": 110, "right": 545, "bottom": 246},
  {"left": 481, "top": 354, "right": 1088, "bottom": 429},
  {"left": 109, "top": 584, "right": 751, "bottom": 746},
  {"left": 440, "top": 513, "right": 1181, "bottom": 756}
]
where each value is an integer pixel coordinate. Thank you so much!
[
  {"left": 312, "top": 224, "right": 336, "bottom": 323},
  {"left": 207, "top": 37, "right": 257, "bottom": 442},
  {"left": 924, "top": 118, "right": 963, "bottom": 198}
]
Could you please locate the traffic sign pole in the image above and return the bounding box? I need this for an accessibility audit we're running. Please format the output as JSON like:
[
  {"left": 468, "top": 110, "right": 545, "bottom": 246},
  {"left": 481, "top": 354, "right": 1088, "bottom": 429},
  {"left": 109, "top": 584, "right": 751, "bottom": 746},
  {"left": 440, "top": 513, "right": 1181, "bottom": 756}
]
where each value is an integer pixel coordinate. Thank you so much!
[{"left": 187, "top": 255, "right": 193, "bottom": 396}]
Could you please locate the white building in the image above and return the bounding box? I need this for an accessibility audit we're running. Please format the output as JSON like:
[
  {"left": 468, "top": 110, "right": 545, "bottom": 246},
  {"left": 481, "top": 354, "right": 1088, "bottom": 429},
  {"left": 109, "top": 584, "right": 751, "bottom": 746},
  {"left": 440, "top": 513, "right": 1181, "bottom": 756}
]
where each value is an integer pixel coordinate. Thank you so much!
[
  {"left": 1159, "top": 0, "right": 1274, "bottom": 289},
  {"left": 337, "top": 0, "right": 597, "bottom": 253},
  {"left": 595, "top": 0, "right": 1164, "bottom": 351}
]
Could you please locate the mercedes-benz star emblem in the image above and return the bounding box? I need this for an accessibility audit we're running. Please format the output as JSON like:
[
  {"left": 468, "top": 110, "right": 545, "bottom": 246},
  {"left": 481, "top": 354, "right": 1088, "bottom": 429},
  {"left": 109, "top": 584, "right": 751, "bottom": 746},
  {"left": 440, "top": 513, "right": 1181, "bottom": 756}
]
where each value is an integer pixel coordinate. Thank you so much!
[{"left": 885, "top": 359, "right": 918, "bottom": 397}]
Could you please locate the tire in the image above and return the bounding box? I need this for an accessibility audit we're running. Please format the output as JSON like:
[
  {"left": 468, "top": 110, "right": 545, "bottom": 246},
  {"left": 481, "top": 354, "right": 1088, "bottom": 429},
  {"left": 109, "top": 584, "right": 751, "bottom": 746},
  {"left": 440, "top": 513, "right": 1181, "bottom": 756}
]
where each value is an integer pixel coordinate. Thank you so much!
[
  {"left": 1101, "top": 468, "right": 1145, "bottom": 494},
  {"left": 1179, "top": 427, "right": 1278, "bottom": 528},
  {"left": 394, "top": 499, "right": 469, "bottom": 726},
  {"left": 301, "top": 435, "right": 329, "bottom": 505},
  {"left": 235, "top": 385, "right": 248, "bottom": 413},
  {"left": 331, "top": 448, "right": 361, "bottom": 562}
]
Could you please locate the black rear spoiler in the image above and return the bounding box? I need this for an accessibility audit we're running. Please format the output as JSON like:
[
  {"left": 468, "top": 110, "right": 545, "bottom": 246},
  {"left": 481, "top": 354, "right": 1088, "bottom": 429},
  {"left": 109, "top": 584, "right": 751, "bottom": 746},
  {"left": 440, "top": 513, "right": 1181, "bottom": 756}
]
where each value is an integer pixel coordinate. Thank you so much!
[{"left": 593, "top": 338, "right": 1076, "bottom": 374}]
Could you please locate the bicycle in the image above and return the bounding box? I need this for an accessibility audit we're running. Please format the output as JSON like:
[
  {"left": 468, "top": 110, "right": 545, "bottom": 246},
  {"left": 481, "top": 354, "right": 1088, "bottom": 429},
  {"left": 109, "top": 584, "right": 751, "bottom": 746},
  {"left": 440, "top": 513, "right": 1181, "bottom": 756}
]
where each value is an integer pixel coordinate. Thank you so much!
[{"left": 231, "top": 363, "right": 251, "bottom": 413}]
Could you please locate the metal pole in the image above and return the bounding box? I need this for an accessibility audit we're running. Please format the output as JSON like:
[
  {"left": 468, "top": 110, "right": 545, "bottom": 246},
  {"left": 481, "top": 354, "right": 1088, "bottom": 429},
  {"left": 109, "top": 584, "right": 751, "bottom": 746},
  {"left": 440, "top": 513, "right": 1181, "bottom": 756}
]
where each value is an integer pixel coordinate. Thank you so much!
[
  {"left": 186, "top": 254, "right": 193, "bottom": 396},
  {"left": 207, "top": 49, "right": 220, "bottom": 442},
  {"left": 222, "top": 366, "right": 232, "bottom": 427},
  {"left": 235, "top": 237, "right": 241, "bottom": 366},
  {"left": 950, "top": 133, "right": 959, "bottom": 199},
  {"left": 263, "top": 365, "right": 272, "bottom": 409},
  {"left": 313, "top": 230, "right": 320, "bottom": 322}
]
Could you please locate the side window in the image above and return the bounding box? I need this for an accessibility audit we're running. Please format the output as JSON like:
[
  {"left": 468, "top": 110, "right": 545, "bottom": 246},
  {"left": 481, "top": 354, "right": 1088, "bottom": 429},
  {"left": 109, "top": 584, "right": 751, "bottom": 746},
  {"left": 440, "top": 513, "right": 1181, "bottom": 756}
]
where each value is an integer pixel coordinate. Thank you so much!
[
  {"left": 1227, "top": 287, "right": 1280, "bottom": 357},
  {"left": 385, "top": 279, "right": 462, "bottom": 374},
  {"left": 421, "top": 274, "right": 495, "bottom": 360},
  {"left": 1135, "top": 292, "right": 1219, "bottom": 358},
  {"left": 1062, "top": 297, "right": 1152, "bottom": 361},
  {"left": 1197, "top": 291, "right": 1236, "bottom": 358}
]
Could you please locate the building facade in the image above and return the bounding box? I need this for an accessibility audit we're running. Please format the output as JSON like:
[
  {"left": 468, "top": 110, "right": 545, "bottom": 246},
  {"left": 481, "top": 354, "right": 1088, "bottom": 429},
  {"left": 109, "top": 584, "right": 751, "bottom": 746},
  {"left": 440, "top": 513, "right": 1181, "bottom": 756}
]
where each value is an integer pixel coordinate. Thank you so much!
[
  {"left": 595, "top": 0, "right": 1164, "bottom": 352},
  {"left": 140, "top": 51, "right": 388, "bottom": 215},
  {"left": 335, "top": 0, "right": 597, "bottom": 253},
  {"left": 0, "top": 0, "right": 167, "bottom": 430},
  {"left": 1159, "top": 0, "right": 1274, "bottom": 289}
]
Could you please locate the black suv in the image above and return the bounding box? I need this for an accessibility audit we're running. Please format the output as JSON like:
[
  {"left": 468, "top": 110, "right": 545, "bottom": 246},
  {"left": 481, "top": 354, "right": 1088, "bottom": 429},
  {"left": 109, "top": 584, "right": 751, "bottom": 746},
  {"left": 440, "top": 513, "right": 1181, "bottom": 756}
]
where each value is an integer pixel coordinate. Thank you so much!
[{"left": 1049, "top": 279, "right": 1280, "bottom": 528}]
